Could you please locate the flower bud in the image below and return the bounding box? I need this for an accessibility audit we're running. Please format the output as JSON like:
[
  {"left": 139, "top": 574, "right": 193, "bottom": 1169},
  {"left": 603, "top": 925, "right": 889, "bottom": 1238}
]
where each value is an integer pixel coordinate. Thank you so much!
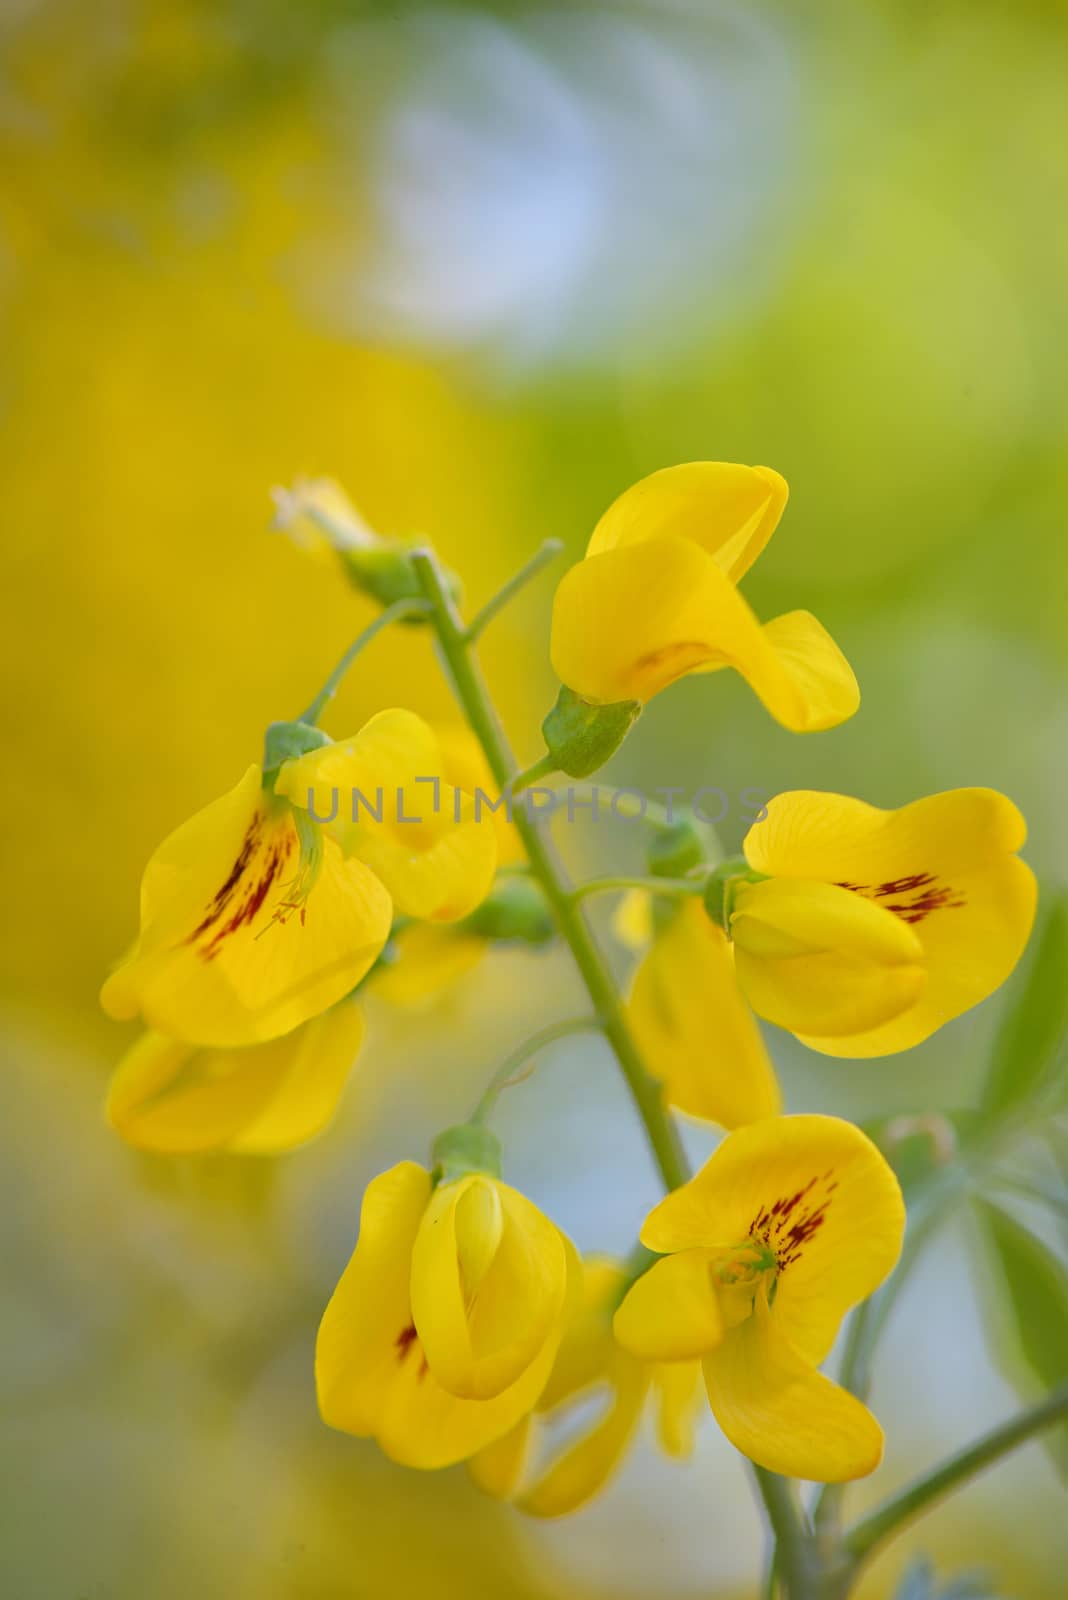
[
  {"left": 459, "top": 876, "right": 555, "bottom": 945},
  {"left": 646, "top": 818, "right": 706, "bottom": 880}
]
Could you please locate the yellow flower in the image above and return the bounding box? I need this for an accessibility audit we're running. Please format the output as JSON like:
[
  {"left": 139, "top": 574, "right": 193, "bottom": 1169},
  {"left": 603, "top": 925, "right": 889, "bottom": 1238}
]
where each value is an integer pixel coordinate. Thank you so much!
[
  {"left": 626, "top": 898, "right": 781, "bottom": 1128},
  {"left": 731, "top": 787, "right": 1037, "bottom": 1054},
  {"left": 100, "top": 762, "right": 391, "bottom": 1049},
  {"left": 550, "top": 462, "right": 859, "bottom": 732},
  {"left": 470, "top": 1257, "right": 703, "bottom": 1517},
  {"left": 316, "top": 1161, "right": 576, "bottom": 1469},
  {"left": 106, "top": 1002, "right": 365, "bottom": 1154},
  {"left": 101, "top": 710, "right": 496, "bottom": 1049},
  {"left": 615, "top": 1115, "right": 905, "bottom": 1482}
]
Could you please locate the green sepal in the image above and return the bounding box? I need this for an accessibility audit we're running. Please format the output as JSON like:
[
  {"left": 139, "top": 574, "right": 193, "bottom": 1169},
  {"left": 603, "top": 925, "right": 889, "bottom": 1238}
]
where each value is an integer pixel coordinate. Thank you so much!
[
  {"left": 646, "top": 818, "right": 706, "bottom": 880},
  {"left": 262, "top": 719, "right": 332, "bottom": 787},
  {"left": 343, "top": 544, "right": 462, "bottom": 615},
  {"left": 702, "top": 855, "right": 765, "bottom": 930},
  {"left": 431, "top": 1123, "right": 503, "bottom": 1185},
  {"left": 540, "top": 686, "right": 641, "bottom": 779},
  {"left": 459, "top": 876, "right": 555, "bottom": 945}
]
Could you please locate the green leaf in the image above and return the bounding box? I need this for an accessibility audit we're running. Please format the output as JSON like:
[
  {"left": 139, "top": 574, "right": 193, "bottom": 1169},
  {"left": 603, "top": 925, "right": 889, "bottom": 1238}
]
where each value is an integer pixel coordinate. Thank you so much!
[
  {"left": 973, "top": 1199, "right": 1068, "bottom": 1479},
  {"left": 982, "top": 893, "right": 1068, "bottom": 1120}
]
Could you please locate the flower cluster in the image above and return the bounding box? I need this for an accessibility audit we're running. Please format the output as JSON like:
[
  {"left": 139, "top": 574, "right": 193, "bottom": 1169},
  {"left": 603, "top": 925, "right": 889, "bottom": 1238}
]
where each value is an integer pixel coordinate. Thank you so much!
[{"left": 101, "top": 464, "right": 1036, "bottom": 1510}]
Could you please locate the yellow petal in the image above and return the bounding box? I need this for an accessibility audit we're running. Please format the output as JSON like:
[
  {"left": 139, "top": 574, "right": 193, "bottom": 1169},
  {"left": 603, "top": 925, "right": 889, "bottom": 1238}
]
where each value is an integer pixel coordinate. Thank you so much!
[
  {"left": 316, "top": 1161, "right": 433, "bottom": 1443},
  {"left": 744, "top": 789, "right": 1037, "bottom": 1055},
  {"left": 613, "top": 887, "right": 654, "bottom": 951},
  {"left": 106, "top": 1003, "right": 364, "bottom": 1154},
  {"left": 467, "top": 1416, "right": 532, "bottom": 1499},
  {"left": 317, "top": 1164, "right": 573, "bottom": 1470},
  {"left": 410, "top": 1176, "right": 568, "bottom": 1401},
  {"left": 627, "top": 899, "right": 781, "bottom": 1126},
  {"left": 613, "top": 1250, "right": 725, "bottom": 1361},
  {"left": 730, "top": 878, "right": 926, "bottom": 1037},
  {"left": 586, "top": 462, "right": 789, "bottom": 584},
  {"left": 279, "top": 710, "right": 498, "bottom": 922},
  {"left": 433, "top": 721, "right": 522, "bottom": 865},
  {"left": 704, "top": 1292, "right": 884, "bottom": 1481},
  {"left": 550, "top": 535, "right": 858, "bottom": 729},
  {"left": 641, "top": 1114, "right": 904, "bottom": 1365},
  {"left": 230, "top": 1002, "right": 365, "bottom": 1152},
  {"left": 517, "top": 1354, "right": 649, "bottom": 1519},
  {"left": 651, "top": 1361, "right": 704, "bottom": 1460},
  {"left": 535, "top": 1257, "right": 623, "bottom": 1412},
  {"left": 101, "top": 769, "right": 392, "bottom": 1048},
  {"left": 370, "top": 921, "right": 486, "bottom": 1007}
]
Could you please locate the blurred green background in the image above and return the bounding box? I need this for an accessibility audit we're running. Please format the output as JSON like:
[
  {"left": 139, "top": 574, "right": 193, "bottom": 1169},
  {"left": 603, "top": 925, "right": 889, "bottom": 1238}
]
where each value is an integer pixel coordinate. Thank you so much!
[{"left": 2, "top": 1, "right": 1066, "bottom": 1595}]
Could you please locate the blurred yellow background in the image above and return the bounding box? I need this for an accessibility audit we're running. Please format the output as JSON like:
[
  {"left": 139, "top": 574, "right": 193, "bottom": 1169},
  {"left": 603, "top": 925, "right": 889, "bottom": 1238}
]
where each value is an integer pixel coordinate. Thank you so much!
[{"left": 2, "top": 2, "right": 1066, "bottom": 1595}]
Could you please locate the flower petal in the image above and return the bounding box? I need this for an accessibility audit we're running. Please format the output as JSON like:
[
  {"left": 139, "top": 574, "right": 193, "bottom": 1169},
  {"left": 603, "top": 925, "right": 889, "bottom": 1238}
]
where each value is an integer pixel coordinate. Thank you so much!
[
  {"left": 627, "top": 899, "right": 781, "bottom": 1126},
  {"left": 550, "top": 535, "right": 857, "bottom": 729},
  {"left": 316, "top": 1161, "right": 433, "bottom": 1442},
  {"left": 279, "top": 710, "right": 498, "bottom": 922},
  {"left": 731, "top": 878, "right": 926, "bottom": 1037},
  {"left": 651, "top": 1361, "right": 704, "bottom": 1460},
  {"left": 106, "top": 1003, "right": 364, "bottom": 1154},
  {"left": 641, "top": 1115, "right": 904, "bottom": 1364},
  {"left": 517, "top": 1355, "right": 649, "bottom": 1519},
  {"left": 231, "top": 1002, "right": 365, "bottom": 1152},
  {"left": 586, "top": 462, "right": 789, "bottom": 584},
  {"left": 744, "top": 789, "right": 1037, "bottom": 1054},
  {"left": 704, "top": 1292, "right": 884, "bottom": 1481},
  {"left": 467, "top": 1417, "right": 532, "bottom": 1499},
  {"left": 370, "top": 922, "right": 486, "bottom": 1007},
  {"left": 614, "top": 1251, "right": 725, "bottom": 1361},
  {"left": 411, "top": 1176, "right": 568, "bottom": 1401}
]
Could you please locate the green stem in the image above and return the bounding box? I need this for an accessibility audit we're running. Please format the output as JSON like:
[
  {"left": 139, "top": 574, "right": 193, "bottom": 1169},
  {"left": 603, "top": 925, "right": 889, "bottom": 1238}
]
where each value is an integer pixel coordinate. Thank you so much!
[
  {"left": 298, "top": 597, "right": 430, "bottom": 724},
  {"left": 464, "top": 538, "right": 564, "bottom": 642},
  {"left": 570, "top": 873, "right": 707, "bottom": 905},
  {"left": 843, "top": 1382, "right": 1068, "bottom": 1567},
  {"left": 410, "top": 546, "right": 690, "bottom": 1195},
  {"left": 506, "top": 753, "right": 560, "bottom": 797},
  {"left": 752, "top": 1469, "right": 811, "bottom": 1600},
  {"left": 470, "top": 1015, "right": 603, "bottom": 1123}
]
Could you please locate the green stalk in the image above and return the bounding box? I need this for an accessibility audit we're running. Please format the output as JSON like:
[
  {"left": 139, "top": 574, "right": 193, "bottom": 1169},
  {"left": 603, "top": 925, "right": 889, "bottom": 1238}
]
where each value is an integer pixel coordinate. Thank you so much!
[
  {"left": 298, "top": 597, "right": 430, "bottom": 724},
  {"left": 409, "top": 546, "right": 690, "bottom": 1195},
  {"left": 569, "top": 874, "right": 707, "bottom": 904},
  {"left": 843, "top": 1382, "right": 1068, "bottom": 1566},
  {"left": 752, "top": 1469, "right": 812, "bottom": 1600},
  {"left": 470, "top": 1015, "right": 603, "bottom": 1124}
]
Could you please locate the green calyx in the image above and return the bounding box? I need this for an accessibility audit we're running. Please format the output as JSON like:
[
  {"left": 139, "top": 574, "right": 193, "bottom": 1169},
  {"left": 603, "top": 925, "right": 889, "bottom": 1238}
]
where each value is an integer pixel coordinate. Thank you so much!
[
  {"left": 541, "top": 686, "right": 641, "bottom": 779},
  {"left": 702, "top": 855, "right": 766, "bottom": 931},
  {"left": 343, "top": 544, "right": 462, "bottom": 615},
  {"left": 459, "top": 876, "right": 555, "bottom": 945},
  {"left": 646, "top": 818, "right": 707, "bottom": 880},
  {"left": 431, "top": 1122, "right": 503, "bottom": 1185},
  {"left": 262, "top": 719, "right": 331, "bottom": 787}
]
